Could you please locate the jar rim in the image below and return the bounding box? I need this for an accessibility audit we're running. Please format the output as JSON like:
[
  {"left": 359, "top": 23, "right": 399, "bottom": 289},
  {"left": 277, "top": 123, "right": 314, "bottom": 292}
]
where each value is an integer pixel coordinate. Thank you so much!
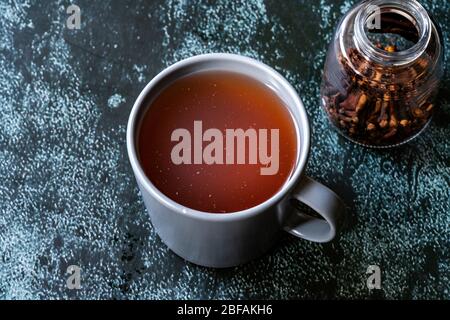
[{"left": 353, "top": 0, "right": 432, "bottom": 66}]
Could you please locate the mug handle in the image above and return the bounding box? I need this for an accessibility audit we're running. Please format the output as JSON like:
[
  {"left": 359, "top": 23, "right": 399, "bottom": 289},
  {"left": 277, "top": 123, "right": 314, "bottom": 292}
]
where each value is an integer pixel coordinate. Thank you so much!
[{"left": 283, "top": 176, "right": 346, "bottom": 243}]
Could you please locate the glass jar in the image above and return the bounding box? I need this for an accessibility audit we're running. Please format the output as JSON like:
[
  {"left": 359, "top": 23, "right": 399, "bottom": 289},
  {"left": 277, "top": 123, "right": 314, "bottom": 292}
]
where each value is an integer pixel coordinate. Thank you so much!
[{"left": 321, "top": 0, "right": 444, "bottom": 147}]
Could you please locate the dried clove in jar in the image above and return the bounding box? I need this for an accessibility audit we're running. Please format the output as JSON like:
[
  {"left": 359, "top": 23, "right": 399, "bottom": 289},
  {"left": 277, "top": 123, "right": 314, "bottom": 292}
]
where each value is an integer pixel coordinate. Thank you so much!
[{"left": 320, "top": 0, "right": 444, "bottom": 147}]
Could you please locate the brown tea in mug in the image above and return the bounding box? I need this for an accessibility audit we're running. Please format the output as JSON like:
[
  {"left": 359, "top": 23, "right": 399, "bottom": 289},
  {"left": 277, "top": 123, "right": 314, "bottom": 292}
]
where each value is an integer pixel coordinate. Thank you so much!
[{"left": 137, "top": 71, "right": 297, "bottom": 213}]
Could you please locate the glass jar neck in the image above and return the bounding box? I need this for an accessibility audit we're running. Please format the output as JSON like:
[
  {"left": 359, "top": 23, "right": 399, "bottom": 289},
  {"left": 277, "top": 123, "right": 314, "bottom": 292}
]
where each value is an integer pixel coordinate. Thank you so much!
[{"left": 353, "top": 0, "right": 432, "bottom": 67}]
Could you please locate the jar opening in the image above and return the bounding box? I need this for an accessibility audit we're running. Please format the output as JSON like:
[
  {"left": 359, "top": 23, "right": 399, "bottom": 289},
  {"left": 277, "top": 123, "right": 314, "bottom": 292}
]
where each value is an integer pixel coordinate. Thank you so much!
[
  {"left": 365, "top": 10, "right": 419, "bottom": 52},
  {"left": 354, "top": 0, "right": 431, "bottom": 66}
]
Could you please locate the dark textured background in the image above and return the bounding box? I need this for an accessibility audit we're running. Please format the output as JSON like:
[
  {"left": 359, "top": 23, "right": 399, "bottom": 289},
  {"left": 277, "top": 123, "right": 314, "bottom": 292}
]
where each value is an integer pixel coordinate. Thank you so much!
[{"left": 0, "top": 0, "right": 449, "bottom": 299}]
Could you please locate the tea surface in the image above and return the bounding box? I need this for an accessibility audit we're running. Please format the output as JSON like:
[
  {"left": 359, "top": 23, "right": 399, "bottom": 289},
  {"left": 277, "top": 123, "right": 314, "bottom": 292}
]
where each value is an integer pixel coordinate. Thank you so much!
[{"left": 138, "top": 71, "right": 297, "bottom": 213}]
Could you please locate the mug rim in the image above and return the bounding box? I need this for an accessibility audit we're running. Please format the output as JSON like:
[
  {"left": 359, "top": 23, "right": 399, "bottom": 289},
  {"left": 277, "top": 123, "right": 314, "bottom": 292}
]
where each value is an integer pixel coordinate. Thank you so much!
[{"left": 127, "top": 53, "right": 311, "bottom": 222}]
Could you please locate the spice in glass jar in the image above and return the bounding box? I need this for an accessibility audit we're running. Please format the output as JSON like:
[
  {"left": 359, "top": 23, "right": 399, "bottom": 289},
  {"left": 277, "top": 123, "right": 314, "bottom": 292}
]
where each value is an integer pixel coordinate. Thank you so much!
[{"left": 321, "top": 0, "right": 444, "bottom": 147}]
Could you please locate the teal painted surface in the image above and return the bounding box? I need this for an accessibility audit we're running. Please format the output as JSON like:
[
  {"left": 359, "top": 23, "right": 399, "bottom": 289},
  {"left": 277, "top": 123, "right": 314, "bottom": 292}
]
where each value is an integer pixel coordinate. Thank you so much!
[{"left": 0, "top": 0, "right": 448, "bottom": 299}]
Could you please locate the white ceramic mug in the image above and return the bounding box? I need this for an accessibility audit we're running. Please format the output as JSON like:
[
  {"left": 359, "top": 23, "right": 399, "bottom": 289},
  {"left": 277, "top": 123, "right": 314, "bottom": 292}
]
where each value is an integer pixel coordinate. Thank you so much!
[{"left": 127, "top": 53, "right": 346, "bottom": 268}]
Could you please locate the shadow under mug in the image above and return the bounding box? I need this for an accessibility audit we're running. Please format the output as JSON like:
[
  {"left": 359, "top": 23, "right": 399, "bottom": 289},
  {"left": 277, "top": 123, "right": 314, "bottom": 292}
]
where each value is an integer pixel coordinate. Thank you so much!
[{"left": 127, "top": 53, "right": 346, "bottom": 268}]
